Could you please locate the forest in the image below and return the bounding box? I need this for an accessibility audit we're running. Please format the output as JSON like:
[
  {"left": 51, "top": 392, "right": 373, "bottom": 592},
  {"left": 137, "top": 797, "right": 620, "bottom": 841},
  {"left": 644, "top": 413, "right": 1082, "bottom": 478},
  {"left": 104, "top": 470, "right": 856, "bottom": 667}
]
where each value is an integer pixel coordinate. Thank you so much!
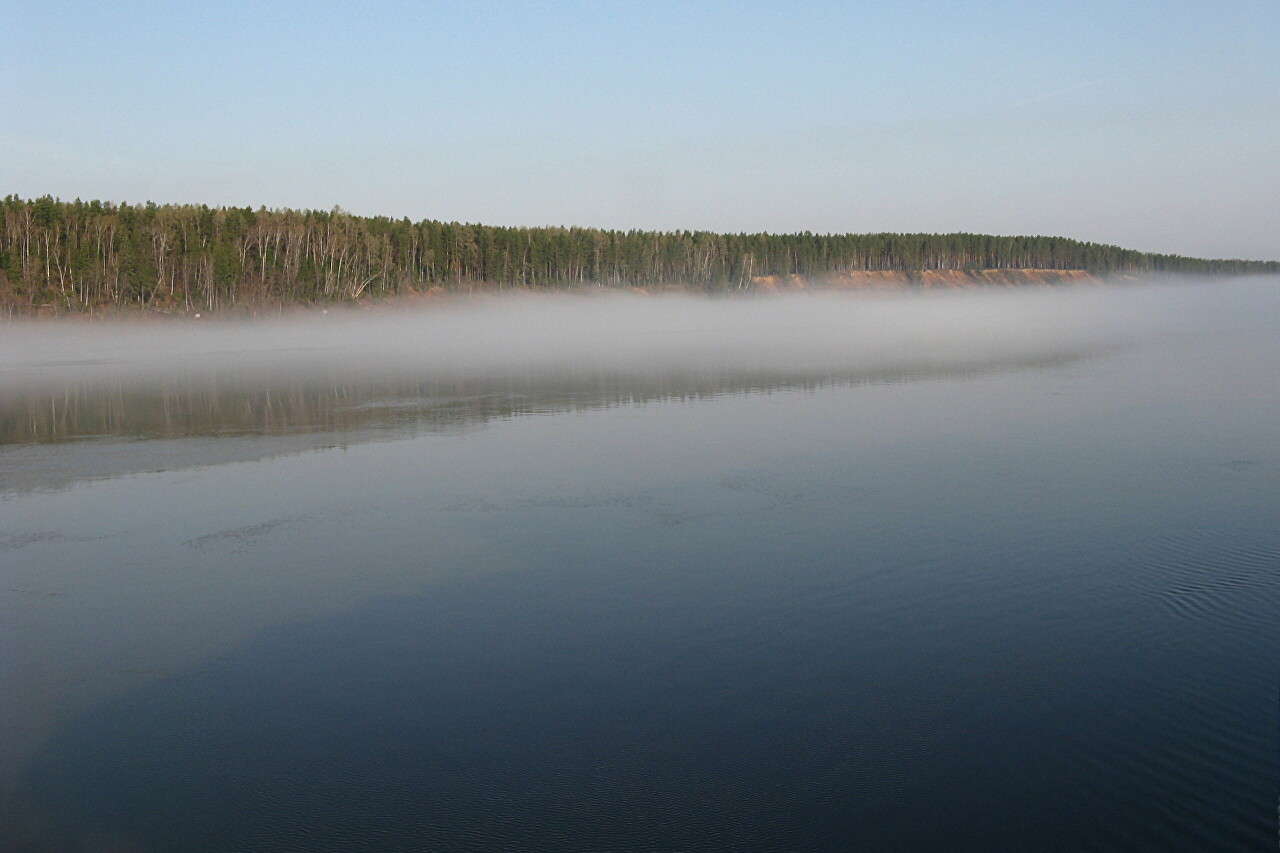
[{"left": 3, "top": 195, "right": 1276, "bottom": 313}]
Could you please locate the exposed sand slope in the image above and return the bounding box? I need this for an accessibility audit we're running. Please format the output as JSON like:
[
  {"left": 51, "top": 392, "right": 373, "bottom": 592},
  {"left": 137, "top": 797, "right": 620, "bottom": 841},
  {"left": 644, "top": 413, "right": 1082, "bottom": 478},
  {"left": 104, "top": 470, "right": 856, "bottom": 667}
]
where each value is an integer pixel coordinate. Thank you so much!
[{"left": 752, "top": 269, "right": 1097, "bottom": 291}]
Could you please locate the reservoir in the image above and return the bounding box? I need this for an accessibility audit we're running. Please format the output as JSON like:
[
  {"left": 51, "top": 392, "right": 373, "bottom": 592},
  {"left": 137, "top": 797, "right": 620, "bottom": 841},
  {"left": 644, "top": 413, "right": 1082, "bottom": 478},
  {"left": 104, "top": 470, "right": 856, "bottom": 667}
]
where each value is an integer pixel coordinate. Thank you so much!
[{"left": 2, "top": 282, "right": 1277, "bottom": 851}]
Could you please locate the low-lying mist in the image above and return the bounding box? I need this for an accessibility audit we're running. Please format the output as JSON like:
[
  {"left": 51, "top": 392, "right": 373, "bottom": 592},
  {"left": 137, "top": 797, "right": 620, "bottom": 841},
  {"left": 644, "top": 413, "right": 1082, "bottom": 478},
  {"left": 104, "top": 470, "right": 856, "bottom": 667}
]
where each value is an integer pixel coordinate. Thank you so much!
[
  {"left": 2, "top": 276, "right": 1276, "bottom": 442},
  {"left": 7, "top": 278, "right": 1270, "bottom": 392},
  {"left": 1, "top": 276, "right": 1276, "bottom": 488}
]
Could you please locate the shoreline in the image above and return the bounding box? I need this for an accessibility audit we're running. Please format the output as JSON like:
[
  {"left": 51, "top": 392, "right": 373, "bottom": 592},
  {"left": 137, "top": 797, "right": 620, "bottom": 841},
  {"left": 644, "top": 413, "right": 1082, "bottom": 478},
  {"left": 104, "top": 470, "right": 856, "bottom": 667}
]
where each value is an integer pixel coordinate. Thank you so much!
[{"left": 0, "top": 268, "right": 1144, "bottom": 321}]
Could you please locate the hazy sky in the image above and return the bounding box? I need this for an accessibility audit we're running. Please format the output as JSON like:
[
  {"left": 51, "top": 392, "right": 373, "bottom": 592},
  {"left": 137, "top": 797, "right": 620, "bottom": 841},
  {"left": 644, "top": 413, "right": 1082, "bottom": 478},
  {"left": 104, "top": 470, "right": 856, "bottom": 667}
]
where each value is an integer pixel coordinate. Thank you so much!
[{"left": 3, "top": 1, "right": 1277, "bottom": 260}]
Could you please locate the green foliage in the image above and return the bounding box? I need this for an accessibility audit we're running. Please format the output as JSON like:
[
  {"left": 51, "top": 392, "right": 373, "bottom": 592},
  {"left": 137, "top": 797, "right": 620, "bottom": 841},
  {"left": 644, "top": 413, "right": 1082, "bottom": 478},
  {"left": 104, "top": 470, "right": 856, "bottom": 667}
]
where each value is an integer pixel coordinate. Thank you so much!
[
  {"left": 1, "top": 195, "right": 1275, "bottom": 312},
  {"left": 212, "top": 242, "right": 241, "bottom": 288}
]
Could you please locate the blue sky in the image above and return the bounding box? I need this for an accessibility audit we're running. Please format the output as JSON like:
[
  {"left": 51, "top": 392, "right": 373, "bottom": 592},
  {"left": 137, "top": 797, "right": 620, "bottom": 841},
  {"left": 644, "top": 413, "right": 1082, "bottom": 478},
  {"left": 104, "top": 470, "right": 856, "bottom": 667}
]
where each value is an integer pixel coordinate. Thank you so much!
[{"left": 3, "top": 0, "right": 1277, "bottom": 259}]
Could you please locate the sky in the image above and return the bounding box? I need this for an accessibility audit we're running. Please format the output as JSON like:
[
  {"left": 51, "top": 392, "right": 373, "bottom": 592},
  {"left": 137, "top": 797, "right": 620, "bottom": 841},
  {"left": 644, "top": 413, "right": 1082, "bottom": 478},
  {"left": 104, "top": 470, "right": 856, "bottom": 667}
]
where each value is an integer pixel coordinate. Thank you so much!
[{"left": 3, "top": 0, "right": 1277, "bottom": 260}]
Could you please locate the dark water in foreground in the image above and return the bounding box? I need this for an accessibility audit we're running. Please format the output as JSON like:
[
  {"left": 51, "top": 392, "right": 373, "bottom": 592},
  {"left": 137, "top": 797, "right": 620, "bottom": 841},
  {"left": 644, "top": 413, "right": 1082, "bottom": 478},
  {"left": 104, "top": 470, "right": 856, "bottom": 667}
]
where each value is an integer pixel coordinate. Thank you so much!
[{"left": 1, "top": 286, "right": 1277, "bottom": 851}]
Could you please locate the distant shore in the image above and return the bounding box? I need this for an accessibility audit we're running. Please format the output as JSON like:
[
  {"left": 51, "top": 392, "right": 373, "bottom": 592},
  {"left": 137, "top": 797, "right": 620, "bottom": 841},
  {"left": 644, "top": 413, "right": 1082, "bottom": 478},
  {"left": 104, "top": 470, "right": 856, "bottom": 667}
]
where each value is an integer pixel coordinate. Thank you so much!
[{"left": 5, "top": 196, "right": 1275, "bottom": 319}]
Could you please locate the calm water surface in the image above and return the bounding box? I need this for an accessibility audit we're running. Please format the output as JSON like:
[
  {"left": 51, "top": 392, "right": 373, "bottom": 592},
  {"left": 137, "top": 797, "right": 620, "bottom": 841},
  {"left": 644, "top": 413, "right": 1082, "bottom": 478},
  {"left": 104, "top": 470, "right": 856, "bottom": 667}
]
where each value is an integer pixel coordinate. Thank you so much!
[{"left": 1, "top": 286, "right": 1277, "bottom": 851}]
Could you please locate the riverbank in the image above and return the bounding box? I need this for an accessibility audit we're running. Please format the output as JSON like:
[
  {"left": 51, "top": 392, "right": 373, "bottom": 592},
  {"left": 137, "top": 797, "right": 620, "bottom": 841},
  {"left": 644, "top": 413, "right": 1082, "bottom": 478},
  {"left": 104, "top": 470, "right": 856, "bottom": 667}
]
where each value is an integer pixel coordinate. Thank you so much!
[{"left": 3, "top": 269, "right": 1121, "bottom": 321}]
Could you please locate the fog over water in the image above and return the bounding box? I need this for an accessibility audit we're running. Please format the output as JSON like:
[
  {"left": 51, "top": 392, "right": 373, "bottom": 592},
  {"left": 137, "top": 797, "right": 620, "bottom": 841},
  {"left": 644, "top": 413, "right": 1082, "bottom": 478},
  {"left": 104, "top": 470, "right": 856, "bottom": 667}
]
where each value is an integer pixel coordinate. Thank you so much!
[
  {"left": 0, "top": 283, "right": 1192, "bottom": 391},
  {"left": 2, "top": 278, "right": 1278, "bottom": 851},
  {"left": 1, "top": 280, "right": 1265, "bottom": 457}
]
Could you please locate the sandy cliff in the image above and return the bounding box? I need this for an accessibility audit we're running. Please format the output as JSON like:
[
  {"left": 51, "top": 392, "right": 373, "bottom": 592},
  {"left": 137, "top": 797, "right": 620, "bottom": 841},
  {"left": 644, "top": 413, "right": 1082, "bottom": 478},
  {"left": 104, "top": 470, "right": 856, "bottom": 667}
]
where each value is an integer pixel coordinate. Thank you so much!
[{"left": 751, "top": 269, "right": 1097, "bottom": 292}]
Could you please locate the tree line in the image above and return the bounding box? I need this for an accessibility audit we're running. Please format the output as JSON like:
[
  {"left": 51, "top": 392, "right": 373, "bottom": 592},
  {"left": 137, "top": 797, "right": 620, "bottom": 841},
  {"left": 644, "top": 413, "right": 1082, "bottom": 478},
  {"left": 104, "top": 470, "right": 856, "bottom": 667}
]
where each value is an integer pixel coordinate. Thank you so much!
[{"left": 2, "top": 195, "right": 1275, "bottom": 312}]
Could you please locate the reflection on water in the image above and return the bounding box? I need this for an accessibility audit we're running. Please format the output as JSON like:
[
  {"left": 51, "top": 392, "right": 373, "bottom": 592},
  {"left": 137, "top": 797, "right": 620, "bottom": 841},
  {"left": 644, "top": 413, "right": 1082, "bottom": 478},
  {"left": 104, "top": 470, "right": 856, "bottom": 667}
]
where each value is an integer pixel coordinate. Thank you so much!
[
  {"left": 2, "top": 285, "right": 1278, "bottom": 851},
  {"left": 0, "top": 356, "right": 1084, "bottom": 496},
  {"left": 1, "top": 363, "right": 1069, "bottom": 446}
]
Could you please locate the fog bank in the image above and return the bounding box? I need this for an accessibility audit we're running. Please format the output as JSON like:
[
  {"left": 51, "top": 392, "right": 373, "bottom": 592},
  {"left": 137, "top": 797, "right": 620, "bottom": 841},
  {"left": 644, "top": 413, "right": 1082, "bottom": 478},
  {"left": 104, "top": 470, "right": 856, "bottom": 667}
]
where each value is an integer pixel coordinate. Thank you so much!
[{"left": 6, "top": 279, "right": 1273, "bottom": 396}]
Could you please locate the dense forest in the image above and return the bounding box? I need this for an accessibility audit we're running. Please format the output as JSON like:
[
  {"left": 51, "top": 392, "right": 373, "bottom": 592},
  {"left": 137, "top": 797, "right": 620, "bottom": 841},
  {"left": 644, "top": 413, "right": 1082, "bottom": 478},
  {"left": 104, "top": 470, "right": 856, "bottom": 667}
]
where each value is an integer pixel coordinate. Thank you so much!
[{"left": 2, "top": 195, "right": 1276, "bottom": 313}]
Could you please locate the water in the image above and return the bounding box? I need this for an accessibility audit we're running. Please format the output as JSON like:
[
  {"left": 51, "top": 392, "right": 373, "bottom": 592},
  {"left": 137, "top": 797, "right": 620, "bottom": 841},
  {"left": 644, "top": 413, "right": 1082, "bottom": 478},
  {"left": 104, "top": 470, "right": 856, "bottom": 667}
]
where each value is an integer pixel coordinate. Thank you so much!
[{"left": 2, "top": 283, "right": 1277, "bottom": 851}]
